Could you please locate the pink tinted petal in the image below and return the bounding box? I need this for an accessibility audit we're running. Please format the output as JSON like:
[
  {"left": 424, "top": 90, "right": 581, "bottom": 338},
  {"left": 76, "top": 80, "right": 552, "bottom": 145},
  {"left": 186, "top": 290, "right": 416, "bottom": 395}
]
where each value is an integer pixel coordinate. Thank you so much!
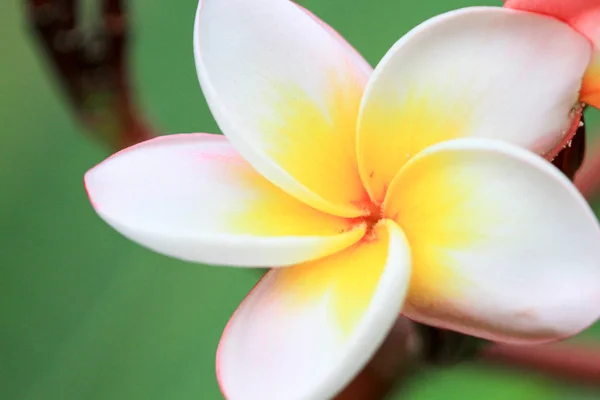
[{"left": 85, "top": 134, "right": 365, "bottom": 267}]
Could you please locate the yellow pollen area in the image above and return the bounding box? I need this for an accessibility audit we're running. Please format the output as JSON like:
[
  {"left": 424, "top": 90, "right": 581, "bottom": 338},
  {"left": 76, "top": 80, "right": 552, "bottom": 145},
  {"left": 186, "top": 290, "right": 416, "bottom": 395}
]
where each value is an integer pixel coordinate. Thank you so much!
[
  {"left": 358, "top": 86, "right": 469, "bottom": 203},
  {"left": 348, "top": 201, "right": 383, "bottom": 241},
  {"left": 259, "top": 67, "right": 369, "bottom": 217},
  {"left": 274, "top": 220, "right": 392, "bottom": 339},
  {"left": 383, "top": 151, "right": 494, "bottom": 309},
  {"left": 224, "top": 158, "right": 359, "bottom": 237}
]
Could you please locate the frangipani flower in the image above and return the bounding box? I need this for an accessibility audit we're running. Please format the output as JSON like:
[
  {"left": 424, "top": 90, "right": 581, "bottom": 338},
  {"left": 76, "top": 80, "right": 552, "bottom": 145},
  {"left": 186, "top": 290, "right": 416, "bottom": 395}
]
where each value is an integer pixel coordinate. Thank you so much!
[
  {"left": 504, "top": 0, "right": 600, "bottom": 109},
  {"left": 84, "top": 1, "right": 600, "bottom": 399}
]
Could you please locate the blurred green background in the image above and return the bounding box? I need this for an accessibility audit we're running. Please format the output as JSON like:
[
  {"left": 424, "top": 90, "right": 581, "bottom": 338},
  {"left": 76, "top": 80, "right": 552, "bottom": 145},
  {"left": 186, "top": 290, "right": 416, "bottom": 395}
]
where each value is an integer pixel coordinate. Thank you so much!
[{"left": 2, "top": 0, "right": 600, "bottom": 399}]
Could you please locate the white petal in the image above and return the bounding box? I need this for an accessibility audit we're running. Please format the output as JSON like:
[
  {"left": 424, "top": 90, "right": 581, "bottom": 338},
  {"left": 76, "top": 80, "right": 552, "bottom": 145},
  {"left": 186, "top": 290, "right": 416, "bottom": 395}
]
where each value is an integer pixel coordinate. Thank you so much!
[
  {"left": 357, "top": 6, "right": 591, "bottom": 202},
  {"left": 383, "top": 138, "right": 600, "bottom": 344},
  {"left": 85, "top": 134, "right": 365, "bottom": 267},
  {"left": 194, "top": 0, "right": 372, "bottom": 217},
  {"left": 505, "top": 0, "right": 600, "bottom": 108},
  {"left": 217, "top": 220, "right": 411, "bottom": 400}
]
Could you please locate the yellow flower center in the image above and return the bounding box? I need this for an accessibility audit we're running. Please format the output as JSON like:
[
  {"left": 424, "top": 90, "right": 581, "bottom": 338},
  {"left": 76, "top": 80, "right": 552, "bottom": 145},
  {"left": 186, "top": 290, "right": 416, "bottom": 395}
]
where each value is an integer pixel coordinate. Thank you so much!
[{"left": 350, "top": 201, "right": 384, "bottom": 241}]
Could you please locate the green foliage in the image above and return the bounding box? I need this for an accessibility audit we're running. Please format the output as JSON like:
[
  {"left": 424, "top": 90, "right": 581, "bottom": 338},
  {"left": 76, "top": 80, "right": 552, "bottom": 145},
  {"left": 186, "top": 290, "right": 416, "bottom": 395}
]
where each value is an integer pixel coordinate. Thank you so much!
[{"left": 400, "top": 364, "right": 560, "bottom": 400}]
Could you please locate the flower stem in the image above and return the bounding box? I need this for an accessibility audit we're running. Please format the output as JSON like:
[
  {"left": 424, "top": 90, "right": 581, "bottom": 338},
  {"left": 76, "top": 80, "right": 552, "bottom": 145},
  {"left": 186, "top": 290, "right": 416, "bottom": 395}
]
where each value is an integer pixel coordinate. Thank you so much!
[
  {"left": 482, "top": 341, "right": 600, "bottom": 386},
  {"left": 336, "top": 319, "right": 600, "bottom": 399}
]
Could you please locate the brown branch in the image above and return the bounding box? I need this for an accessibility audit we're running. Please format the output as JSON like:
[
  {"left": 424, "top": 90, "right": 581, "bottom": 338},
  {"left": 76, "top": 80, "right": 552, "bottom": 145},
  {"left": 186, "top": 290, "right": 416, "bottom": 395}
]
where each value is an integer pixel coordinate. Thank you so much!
[
  {"left": 336, "top": 318, "right": 422, "bottom": 399},
  {"left": 26, "top": 0, "right": 153, "bottom": 151},
  {"left": 336, "top": 319, "right": 600, "bottom": 399},
  {"left": 482, "top": 342, "right": 600, "bottom": 386}
]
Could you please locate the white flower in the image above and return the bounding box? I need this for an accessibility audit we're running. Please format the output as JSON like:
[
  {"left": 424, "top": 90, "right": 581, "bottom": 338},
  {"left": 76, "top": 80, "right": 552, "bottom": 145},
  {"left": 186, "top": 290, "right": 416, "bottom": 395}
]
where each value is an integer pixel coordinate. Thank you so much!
[{"left": 84, "top": 1, "right": 600, "bottom": 399}]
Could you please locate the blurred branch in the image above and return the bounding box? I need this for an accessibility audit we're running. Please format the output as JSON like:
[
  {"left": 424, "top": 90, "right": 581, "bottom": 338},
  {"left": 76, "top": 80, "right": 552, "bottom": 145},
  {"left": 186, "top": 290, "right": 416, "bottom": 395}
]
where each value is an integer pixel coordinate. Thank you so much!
[
  {"left": 482, "top": 342, "right": 600, "bottom": 387},
  {"left": 338, "top": 317, "right": 600, "bottom": 400},
  {"left": 26, "top": 0, "right": 153, "bottom": 151},
  {"left": 336, "top": 319, "right": 486, "bottom": 400},
  {"left": 337, "top": 318, "right": 421, "bottom": 399}
]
